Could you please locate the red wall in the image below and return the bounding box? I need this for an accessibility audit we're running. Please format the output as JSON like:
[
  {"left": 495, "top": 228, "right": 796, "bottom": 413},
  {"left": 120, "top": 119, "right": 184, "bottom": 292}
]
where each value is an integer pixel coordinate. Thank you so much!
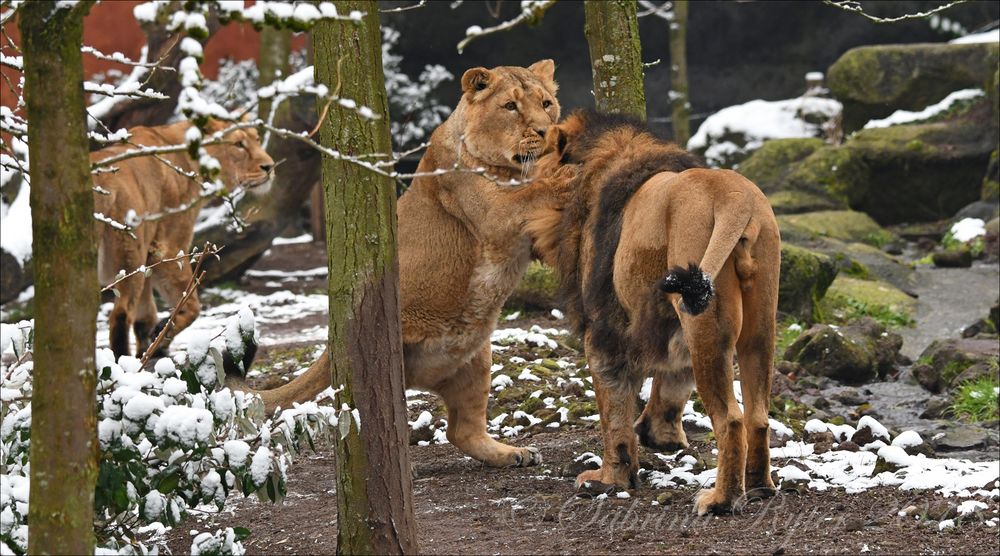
[{"left": 1, "top": 1, "right": 308, "bottom": 109}]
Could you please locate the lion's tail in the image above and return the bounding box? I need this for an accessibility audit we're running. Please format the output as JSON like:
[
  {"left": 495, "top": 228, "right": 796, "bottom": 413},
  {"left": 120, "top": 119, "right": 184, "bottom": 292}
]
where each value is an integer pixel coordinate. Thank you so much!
[
  {"left": 659, "top": 186, "right": 757, "bottom": 316},
  {"left": 224, "top": 349, "right": 331, "bottom": 414}
]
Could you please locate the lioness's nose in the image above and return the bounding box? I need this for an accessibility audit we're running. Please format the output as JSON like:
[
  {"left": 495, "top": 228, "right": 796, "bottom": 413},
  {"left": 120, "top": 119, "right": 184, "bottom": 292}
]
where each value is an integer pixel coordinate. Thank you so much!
[{"left": 260, "top": 163, "right": 273, "bottom": 173}]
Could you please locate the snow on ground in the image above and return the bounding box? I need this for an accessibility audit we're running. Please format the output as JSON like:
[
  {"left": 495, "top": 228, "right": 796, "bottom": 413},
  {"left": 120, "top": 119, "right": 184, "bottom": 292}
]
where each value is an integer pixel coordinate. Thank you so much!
[
  {"left": 863, "top": 88, "right": 984, "bottom": 129},
  {"left": 95, "top": 287, "right": 328, "bottom": 353},
  {"left": 688, "top": 96, "right": 841, "bottom": 167},
  {"left": 950, "top": 29, "right": 1000, "bottom": 44},
  {"left": 950, "top": 217, "right": 987, "bottom": 243}
]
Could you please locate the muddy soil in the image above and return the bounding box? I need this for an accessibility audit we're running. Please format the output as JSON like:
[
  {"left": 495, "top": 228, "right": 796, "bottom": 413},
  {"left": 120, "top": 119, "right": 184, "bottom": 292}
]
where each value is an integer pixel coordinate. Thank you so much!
[
  {"left": 157, "top": 238, "right": 1000, "bottom": 555},
  {"left": 165, "top": 427, "right": 1000, "bottom": 555}
]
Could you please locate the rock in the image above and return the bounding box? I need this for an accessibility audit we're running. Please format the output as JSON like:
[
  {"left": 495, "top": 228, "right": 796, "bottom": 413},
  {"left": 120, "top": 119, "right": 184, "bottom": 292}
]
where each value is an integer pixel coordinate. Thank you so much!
[
  {"left": 837, "top": 440, "right": 860, "bottom": 452},
  {"left": 777, "top": 210, "right": 890, "bottom": 244},
  {"left": 783, "top": 318, "right": 903, "bottom": 384},
  {"left": 826, "top": 42, "right": 1000, "bottom": 133},
  {"left": 951, "top": 360, "right": 1000, "bottom": 386},
  {"left": 985, "top": 217, "right": 1000, "bottom": 262},
  {"left": 818, "top": 275, "right": 917, "bottom": 326},
  {"left": 507, "top": 261, "right": 558, "bottom": 311},
  {"left": 843, "top": 516, "right": 865, "bottom": 532},
  {"left": 925, "top": 500, "right": 958, "bottom": 521},
  {"left": 0, "top": 249, "right": 31, "bottom": 305},
  {"left": 777, "top": 244, "right": 838, "bottom": 323},
  {"left": 932, "top": 249, "right": 972, "bottom": 268},
  {"left": 919, "top": 396, "right": 953, "bottom": 420},
  {"left": 739, "top": 138, "right": 847, "bottom": 214},
  {"left": 913, "top": 338, "right": 1000, "bottom": 393},
  {"left": 845, "top": 109, "right": 996, "bottom": 224},
  {"left": 760, "top": 101, "right": 996, "bottom": 224},
  {"left": 983, "top": 148, "right": 999, "bottom": 203},
  {"left": 933, "top": 427, "right": 989, "bottom": 451},
  {"left": 952, "top": 200, "right": 1000, "bottom": 223}
]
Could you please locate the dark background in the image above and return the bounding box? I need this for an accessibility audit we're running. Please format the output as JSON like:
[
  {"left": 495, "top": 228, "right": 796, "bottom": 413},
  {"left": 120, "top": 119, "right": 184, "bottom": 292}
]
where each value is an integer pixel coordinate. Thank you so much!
[{"left": 383, "top": 0, "right": 999, "bottom": 139}]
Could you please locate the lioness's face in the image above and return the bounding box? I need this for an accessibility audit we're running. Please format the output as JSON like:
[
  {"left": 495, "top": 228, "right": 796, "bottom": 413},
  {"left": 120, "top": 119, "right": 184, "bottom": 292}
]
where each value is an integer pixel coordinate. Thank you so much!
[
  {"left": 206, "top": 125, "right": 275, "bottom": 195},
  {"left": 459, "top": 60, "right": 560, "bottom": 174}
]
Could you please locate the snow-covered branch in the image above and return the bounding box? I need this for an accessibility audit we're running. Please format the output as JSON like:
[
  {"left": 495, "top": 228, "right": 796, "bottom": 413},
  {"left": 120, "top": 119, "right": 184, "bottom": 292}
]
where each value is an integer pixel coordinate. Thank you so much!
[
  {"left": 823, "top": 0, "right": 969, "bottom": 24},
  {"left": 637, "top": 0, "right": 675, "bottom": 21},
  {"left": 456, "top": 0, "right": 556, "bottom": 53}
]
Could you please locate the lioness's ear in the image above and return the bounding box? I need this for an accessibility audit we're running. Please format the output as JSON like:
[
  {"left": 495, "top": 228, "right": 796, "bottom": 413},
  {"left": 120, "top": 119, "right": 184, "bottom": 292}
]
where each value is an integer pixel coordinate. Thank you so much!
[
  {"left": 528, "top": 59, "right": 555, "bottom": 82},
  {"left": 461, "top": 67, "right": 494, "bottom": 95}
]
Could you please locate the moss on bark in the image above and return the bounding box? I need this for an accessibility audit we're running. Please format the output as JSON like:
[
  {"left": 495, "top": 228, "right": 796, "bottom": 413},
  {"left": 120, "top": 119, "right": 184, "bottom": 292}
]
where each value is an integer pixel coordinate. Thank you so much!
[
  {"left": 583, "top": 0, "right": 646, "bottom": 119},
  {"left": 314, "top": 3, "right": 416, "bottom": 553},
  {"left": 20, "top": 2, "right": 98, "bottom": 554}
]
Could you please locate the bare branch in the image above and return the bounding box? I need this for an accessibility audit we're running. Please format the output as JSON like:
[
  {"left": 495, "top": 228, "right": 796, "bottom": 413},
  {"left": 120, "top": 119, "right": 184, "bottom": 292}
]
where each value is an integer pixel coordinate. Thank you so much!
[
  {"left": 456, "top": 0, "right": 556, "bottom": 53},
  {"left": 380, "top": 1, "right": 428, "bottom": 13},
  {"left": 823, "top": 0, "right": 968, "bottom": 24}
]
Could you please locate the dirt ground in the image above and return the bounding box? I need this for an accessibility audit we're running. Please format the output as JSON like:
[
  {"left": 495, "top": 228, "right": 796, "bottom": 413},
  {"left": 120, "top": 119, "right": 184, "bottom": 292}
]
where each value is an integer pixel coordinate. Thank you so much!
[
  {"left": 156, "top": 238, "right": 999, "bottom": 555},
  {"left": 165, "top": 427, "right": 1000, "bottom": 555}
]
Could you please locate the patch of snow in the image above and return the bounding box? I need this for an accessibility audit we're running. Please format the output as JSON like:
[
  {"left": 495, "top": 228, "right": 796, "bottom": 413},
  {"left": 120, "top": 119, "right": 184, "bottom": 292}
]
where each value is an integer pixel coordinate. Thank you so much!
[
  {"left": 863, "top": 89, "right": 983, "bottom": 129},
  {"left": 949, "top": 29, "right": 1000, "bottom": 44},
  {"left": 950, "top": 217, "right": 986, "bottom": 243},
  {"left": 891, "top": 430, "right": 923, "bottom": 449}
]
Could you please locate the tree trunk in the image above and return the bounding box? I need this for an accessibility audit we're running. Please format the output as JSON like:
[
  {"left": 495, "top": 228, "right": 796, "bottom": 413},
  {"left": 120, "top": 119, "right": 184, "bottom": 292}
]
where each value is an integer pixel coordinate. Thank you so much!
[
  {"left": 257, "top": 25, "right": 293, "bottom": 128},
  {"left": 313, "top": 2, "right": 418, "bottom": 554},
  {"left": 20, "top": 2, "right": 99, "bottom": 554},
  {"left": 583, "top": 0, "right": 647, "bottom": 119},
  {"left": 669, "top": 0, "right": 691, "bottom": 145}
]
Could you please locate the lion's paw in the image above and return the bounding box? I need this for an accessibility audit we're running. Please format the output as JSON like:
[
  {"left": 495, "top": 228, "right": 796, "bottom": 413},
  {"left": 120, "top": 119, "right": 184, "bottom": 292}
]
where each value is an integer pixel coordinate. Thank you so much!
[
  {"left": 693, "top": 487, "right": 738, "bottom": 516},
  {"left": 510, "top": 446, "right": 542, "bottom": 467}
]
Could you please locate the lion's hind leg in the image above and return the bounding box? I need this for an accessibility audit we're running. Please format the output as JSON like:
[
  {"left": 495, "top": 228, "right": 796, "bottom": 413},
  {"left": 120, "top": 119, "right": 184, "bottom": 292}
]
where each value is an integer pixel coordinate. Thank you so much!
[
  {"left": 435, "top": 343, "right": 541, "bottom": 467},
  {"left": 635, "top": 332, "right": 694, "bottom": 452},
  {"left": 575, "top": 341, "right": 642, "bottom": 494},
  {"left": 675, "top": 261, "right": 747, "bottom": 516},
  {"left": 737, "top": 233, "right": 780, "bottom": 498}
]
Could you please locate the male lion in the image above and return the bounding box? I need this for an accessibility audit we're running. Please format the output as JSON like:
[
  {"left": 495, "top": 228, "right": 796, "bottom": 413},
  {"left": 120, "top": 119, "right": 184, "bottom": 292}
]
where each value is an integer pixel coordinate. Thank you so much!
[
  {"left": 525, "top": 110, "right": 781, "bottom": 515},
  {"left": 93, "top": 120, "right": 274, "bottom": 358},
  {"left": 226, "top": 61, "right": 570, "bottom": 467}
]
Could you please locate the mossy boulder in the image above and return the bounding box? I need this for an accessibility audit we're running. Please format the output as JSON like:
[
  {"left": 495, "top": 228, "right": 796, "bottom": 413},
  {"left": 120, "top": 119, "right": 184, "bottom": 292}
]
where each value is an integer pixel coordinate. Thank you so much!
[
  {"left": 983, "top": 149, "right": 999, "bottom": 203},
  {"left": 740, "top": 137, "right": 825, "bottom": 190},
  {"left": 784, "top": 317, "right": 903, "bottom": 384},
  {"left": 507, "top": 261, "right": 559, "bottom": 310},
  {"left": 777, "top": 210, "right": 890, "bottom": 244},
  {"left": 843, "top": 105, "right": 996, "bottom": 223},
  {"left": 818, "top": 275, "right": 917, "bottom": 328},
  {"left": 778, "top": 244, "right": 838, "bottom": 323},
  {"left": 827, "top": 42, "right": 1000, "bottom": 132},
  {"left": 912, "top": 338, "right": 1000, "bottom": 393},
  {"left": 803, "top": 238, "right": 916, "bottom": 292},
  {"left": 740, "top": 138, "right": 853, "bottom": 214}
]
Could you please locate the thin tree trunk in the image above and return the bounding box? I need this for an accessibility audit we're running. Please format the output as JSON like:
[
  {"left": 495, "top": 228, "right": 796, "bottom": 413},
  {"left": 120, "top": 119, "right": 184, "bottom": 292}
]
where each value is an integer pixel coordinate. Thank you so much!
[
  {"left": 257, "top": 25, "right": 292, "bottom": 128},
  {"left": 313, "top": 2, "right": 417, "bottom": 554},
  {"left": 20, "top": 2, "right": 99, "bottom": 553},
  {"left": 583, "top": 0, "right": 647, "bottom": 119},
  {"left": 669, "top": 0, "right": 691, "bottom": 145}
]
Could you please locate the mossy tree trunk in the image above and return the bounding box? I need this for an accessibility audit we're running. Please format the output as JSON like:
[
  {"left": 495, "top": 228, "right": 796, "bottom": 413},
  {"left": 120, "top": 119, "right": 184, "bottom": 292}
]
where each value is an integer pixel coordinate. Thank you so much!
[
  {"left": 583, "top": 0, "right": 647, "bottom": 119},
  {"left": 668, "top": 0, "right": 691, "bottom": 145},
  {"left": 20, "top": 1, "right": 99, "bottom": 554},
  {"left": 313, "top": 2, "right": 417, "bottom": 554},
  {"left": 257, "top": 25, "right": 292, "bottom": 128}
]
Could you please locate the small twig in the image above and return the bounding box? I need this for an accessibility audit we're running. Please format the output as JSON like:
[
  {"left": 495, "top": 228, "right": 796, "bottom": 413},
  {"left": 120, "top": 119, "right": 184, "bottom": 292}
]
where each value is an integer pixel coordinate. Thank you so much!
[
  {"left": 139, "top": 243, "right": 220, "bottom": 367},
  {"left": 456, "top": 0, "right": 556, "bottom": 53},
  {"left": 380, "top": 0, "right": 428, "bottom": 13},
  {"left": 309, "top": 96, "right": 336, "bottom": 138},
  {"left": 822, "top": 0, "right": 968, "bottom": 23}
]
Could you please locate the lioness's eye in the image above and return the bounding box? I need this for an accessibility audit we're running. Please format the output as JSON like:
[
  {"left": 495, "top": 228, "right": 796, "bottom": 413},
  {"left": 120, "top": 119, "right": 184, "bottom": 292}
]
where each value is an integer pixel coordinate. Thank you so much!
[
  {"left": 235, "top": 141, "right": 245, "bottom": 149},
  {"left": 542, "top": 100, "right": 552, "bottom": 108},
  {"left": 504, "top": 101, "right": 517, "bottom": 111}
]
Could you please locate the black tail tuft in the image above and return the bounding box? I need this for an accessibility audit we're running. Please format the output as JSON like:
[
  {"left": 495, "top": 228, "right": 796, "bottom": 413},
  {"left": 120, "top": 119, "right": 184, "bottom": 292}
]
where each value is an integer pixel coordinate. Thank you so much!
[{"left": 659, "top": 263, "right": 715, "bottom": 315}]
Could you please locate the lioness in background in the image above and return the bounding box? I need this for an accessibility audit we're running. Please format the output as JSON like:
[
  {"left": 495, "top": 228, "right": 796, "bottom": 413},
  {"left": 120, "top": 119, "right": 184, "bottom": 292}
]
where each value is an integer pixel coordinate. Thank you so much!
[
  {"left": 226, "top": 60, "right": 569, "bottom": 468},
  {"left": 526, "top": 110, "right": 781, "bottom": 515},
  {"left": 93, "top": 120, "right": 274, "bottom": 358}
]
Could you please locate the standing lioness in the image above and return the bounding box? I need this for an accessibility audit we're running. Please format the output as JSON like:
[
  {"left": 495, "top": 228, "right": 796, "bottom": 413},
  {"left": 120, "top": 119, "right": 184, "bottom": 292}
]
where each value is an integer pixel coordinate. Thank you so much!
[
  {"left": 93, "top": 120, "right": 274, "bottom": 358},
  {"left": 227, "top": 60, "right": 570, "bottom": 468}
]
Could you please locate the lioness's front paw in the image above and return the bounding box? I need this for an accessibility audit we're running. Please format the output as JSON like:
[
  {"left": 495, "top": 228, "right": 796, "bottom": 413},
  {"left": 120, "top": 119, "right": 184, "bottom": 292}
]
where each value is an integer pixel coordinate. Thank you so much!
[
  {"left": 510, "top": 446, "right": 542, "bottom": 467},
  {"left": 693, "top": 487, "right": 739, "bottom": 516}
]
